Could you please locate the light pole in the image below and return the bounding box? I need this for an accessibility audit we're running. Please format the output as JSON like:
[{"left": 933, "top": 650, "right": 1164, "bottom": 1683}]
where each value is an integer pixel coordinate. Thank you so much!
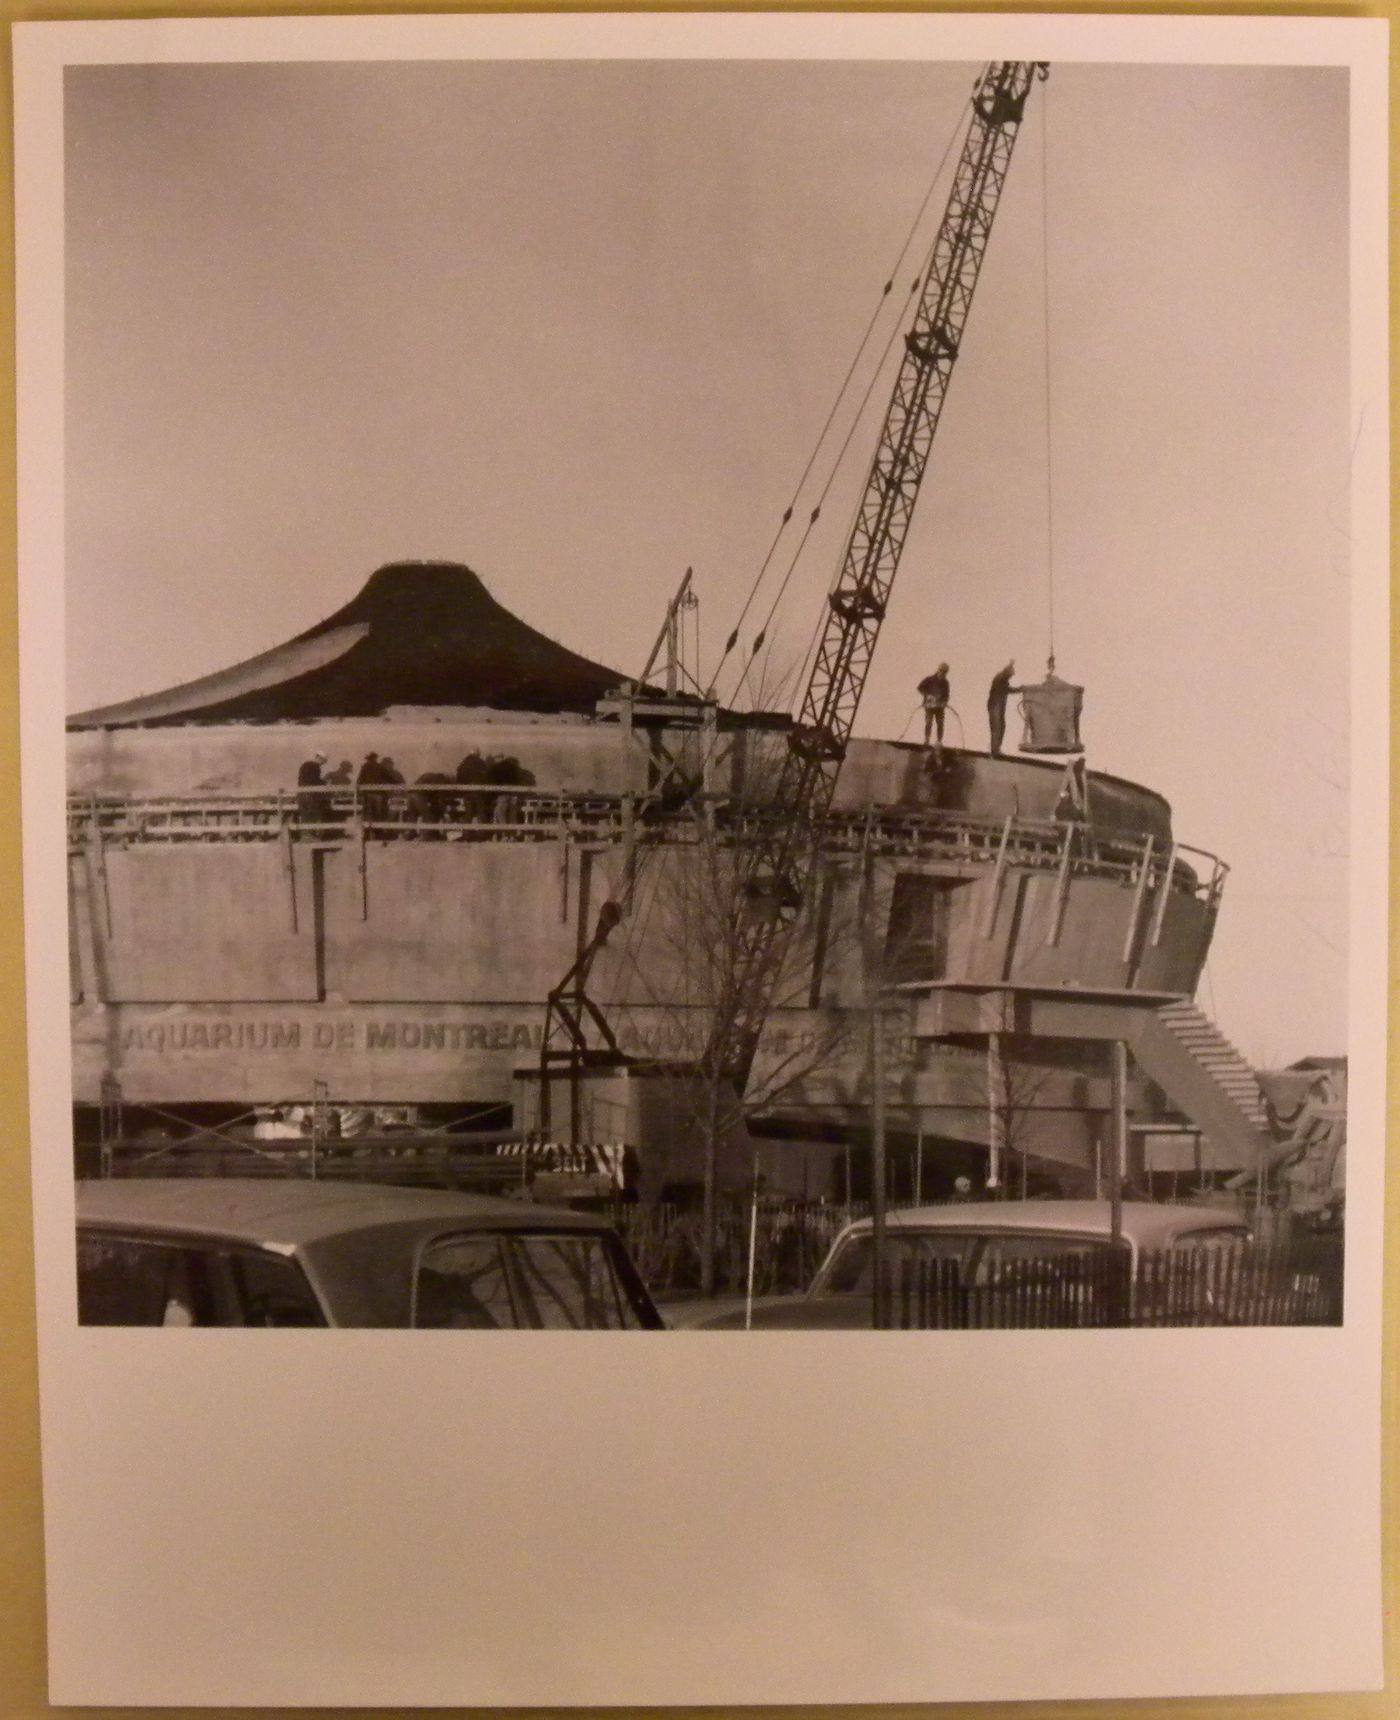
[
  {"left": 987, "top": 1030, "right": 1005, "bottom": 1195},
  {"left": 869, "top": 994, "right": 889, "bottom": 1329}
]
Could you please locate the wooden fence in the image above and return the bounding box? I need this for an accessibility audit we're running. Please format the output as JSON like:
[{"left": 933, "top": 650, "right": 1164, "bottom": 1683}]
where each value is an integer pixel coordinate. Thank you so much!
[{"left": 889, "top": 1234, "right": 1342, "bottom": 1329}]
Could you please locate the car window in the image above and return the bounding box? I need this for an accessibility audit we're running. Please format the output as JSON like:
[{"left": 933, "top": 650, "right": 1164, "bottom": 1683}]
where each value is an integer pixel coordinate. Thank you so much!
[
  {"left": 414, "top": 1231, "right": 649, "bottom": 1329},
  {"left": 77, "top": 1232, "right": 326, "bottom": 1327},
  {"left": 510, "top": 1234, "right": 646, "bottom": 1330},
  {"left": 78, "top": 1234, "right": 190, "bottom": 1325},
  {"left": 226, "top": 1249, "right": 326, "bottom": 1326},
  {"left": 416, "top": 1235, "right": 519, "bottom": 1327},
  {"left": 816, "top": 1232, "right": 974, "bottom": 1296}
]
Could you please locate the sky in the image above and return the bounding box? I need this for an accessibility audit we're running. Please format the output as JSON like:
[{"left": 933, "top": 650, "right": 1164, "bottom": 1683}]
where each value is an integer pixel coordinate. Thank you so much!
[{"left": 63, "top": 57, "right": 1353, "bottom": 1065}]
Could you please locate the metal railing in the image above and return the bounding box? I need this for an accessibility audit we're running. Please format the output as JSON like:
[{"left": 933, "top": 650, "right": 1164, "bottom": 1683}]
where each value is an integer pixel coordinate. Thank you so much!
[
  {"left": 66, "top": 788, "right": 1225, "bottom": 903},
  {"left": 67, "top": 785, "right": 627, "bottom": 846}
]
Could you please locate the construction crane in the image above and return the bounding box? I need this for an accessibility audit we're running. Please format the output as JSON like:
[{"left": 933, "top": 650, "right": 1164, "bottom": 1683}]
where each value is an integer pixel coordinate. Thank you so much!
[
  {"left": 708, "top": 59, "right": 1049, "bottom": 1092},
  {"left": 533, "top": 61, "right": 1047, "bottom": 1157}
]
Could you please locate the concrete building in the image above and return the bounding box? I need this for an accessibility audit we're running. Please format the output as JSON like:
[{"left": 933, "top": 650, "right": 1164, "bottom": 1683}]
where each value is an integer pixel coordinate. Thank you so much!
[{"left": 67, "top": 560, "right": 1272, "bottom": 1199}]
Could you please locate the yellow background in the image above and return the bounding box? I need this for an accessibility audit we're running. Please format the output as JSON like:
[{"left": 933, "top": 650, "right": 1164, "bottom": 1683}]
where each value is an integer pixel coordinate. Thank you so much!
[{"left": 0, "top": 5, "right": 1392, "bottom": 1718}]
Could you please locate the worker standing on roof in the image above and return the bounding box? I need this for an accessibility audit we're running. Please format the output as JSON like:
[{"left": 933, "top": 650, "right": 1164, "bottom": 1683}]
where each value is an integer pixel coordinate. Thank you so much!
[
  {"left": 356, "top": 751, "right": 388, "bottom": 829},
  {"left": 454, "top": 750, "right": 490, "bottom": 832},
  {"left": 917, "top": 664, "right": 951, "bottom": 747},
  {"left": 987, "top": 661, "right": 1019, "bottom": 757},
  {"left": 983, "top": 660, "right": 1018, "bottom": 756},
  {"left": 296, "top": 750, "right": 328, "bottom": 830}
]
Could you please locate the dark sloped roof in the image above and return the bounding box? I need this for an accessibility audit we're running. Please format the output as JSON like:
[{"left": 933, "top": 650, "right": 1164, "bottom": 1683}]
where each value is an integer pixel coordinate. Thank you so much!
[{"left": 68, "top": 561, "right": 628, "bottom": 728}]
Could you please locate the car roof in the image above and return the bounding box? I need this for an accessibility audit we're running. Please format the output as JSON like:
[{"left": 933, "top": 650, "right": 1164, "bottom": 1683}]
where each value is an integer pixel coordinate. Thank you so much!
[
  {"left": 75, "top": 1177, "right": 607, "bottom": 1251},
  {"left": 841, "top": 1201, "right": 1248, "bottom": 1249}
]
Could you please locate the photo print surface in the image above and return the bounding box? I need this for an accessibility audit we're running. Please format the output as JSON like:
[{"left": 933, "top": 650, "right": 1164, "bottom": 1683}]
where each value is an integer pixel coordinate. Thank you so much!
[{"left": 17, "top": 11, "right": 1388, "bottom": 1707}]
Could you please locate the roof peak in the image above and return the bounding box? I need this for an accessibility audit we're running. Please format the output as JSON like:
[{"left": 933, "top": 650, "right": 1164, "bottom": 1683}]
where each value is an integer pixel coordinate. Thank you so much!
[{"left": 70, "top": 559, "right": 626, "bottom": 728}]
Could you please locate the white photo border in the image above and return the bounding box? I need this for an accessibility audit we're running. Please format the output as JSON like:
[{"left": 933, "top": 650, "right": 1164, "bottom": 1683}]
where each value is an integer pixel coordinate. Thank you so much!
[{"left": 15, "top": 12, "right": 1389, "bottom": 1706}]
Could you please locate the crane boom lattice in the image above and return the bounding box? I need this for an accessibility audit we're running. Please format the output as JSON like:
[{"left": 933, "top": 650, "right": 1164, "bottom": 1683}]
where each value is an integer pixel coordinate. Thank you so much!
[{"left": 714, "top": 60, "right": 1047, "bottom": 1089}]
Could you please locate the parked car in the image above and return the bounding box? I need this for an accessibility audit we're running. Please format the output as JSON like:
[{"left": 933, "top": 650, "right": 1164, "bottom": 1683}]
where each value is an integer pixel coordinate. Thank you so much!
[
  {"left": 684, "top": 1200, "right": 1252, "bottom": 1330},
  {"left": 75, "top": 1177, "right": 665, "bottom": 1329}
]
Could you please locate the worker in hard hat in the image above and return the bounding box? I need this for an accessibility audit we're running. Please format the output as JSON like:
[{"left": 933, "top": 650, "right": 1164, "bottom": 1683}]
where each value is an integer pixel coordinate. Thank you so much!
[
  {"left": 987, "top": 661, "right": 1020, "bottom": 756},
  {"left": 917, "top": 664, "right": 951, "bottom": 747}
]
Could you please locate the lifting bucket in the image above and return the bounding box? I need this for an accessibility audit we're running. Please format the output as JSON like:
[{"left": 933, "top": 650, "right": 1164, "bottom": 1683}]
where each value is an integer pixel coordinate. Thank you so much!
[{"left": 1019, "top": 673, "right": 1084, "bottom": 754}]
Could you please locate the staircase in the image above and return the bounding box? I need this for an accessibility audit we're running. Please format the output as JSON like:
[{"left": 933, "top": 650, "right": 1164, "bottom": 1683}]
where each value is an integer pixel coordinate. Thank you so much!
[
  {"left": 1127, "top": 999, "right": 1272, "bottom": 1176},
  {"left": 1153, "top": 1000, "right": 1268, "bottom": 1127},
  {"left": 903, "top": 982, "right": 1275, "bottom": 1177}
]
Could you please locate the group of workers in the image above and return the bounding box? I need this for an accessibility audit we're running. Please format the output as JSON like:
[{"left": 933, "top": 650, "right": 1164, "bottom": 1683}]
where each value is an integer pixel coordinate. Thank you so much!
[
  {"left": 291, "top": 660, "right": 1065, "bottom": 835},
  {"left": 296, "top": 751, "right": 403, "bottom": 825},
  {"left": 916, "top": 661, "right": 1020, "bottom": 756},
  {"left": 295, "top": 749, "right": 536, "bottom": 832},
  {"left": 915, "top": 660, "right": 1090, "bottom": 827}
]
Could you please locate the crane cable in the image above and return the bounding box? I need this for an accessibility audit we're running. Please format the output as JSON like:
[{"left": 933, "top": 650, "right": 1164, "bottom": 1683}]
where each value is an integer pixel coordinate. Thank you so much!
[
  {"left": 715, "top": 84, "right": 975, "bottom": 707},
  {"left": 727, "top": 112, "right": 971, "bottom": 719},
  {"left": 728, "top": 255, "right": 930, "bottom": 712},
  {"left": 1040, "top": 75, "right": 1057, "bottom": 664},
  {"left": 597, "top": 77, "right": 977, "bottom": 997},
  {"left": 578, "top": 71, "right": 1029, "bottom": 1078},
  {"left": 786, "top": 66, "right": 1055, "bottom": 731},
  {"left": 578, "top": 81, "right": 984, "bottom": 1074}
]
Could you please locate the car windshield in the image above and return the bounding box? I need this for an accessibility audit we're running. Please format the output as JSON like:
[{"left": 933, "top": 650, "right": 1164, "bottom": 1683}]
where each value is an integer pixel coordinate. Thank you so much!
[
  {"left": 1166, "top": 1227, "right": 1248, "bottom": 1251},
  {"left": 414, "top": 1231, "right": 647, "bottom": 1329},
  {"left": 974, "top": 1233, "right": 1116, "bottom": 1286},
  {"left": 814, "top": 1232, "right": 975, "bottom": 1296}
]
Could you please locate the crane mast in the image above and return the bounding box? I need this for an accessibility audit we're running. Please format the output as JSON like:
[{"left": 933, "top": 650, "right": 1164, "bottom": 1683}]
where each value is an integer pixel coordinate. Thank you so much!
[{"left": 713, "top": 60, "right": 1048, "bottom": 1089}]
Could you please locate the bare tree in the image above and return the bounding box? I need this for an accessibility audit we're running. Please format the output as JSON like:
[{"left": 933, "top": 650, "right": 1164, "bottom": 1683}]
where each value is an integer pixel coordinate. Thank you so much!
[
  {"left": 616, "top": 813, "right": 866, "bottom": 1294},
  {"left": 606, "top": 646, "right": 879, "bottom": 1292},
  {"left": 983, "top": 1039, "right": 1059, "bottom": 1198}
]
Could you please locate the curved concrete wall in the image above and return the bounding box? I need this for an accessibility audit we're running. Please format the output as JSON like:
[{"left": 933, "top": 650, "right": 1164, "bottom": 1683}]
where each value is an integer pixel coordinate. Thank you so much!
[
  {"left": 69, "top": 833, "right": 1209, "bottom": 1117},
  {"left": 68, "top": 714, "right": 1173, "bottom": 839},
  {"left": 66, "top": 706, "right": 1200, "bottom": 1183}
]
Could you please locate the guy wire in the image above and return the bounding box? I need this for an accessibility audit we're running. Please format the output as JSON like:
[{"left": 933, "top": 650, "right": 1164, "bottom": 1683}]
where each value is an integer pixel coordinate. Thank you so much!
[{"left": 716, "top": 82, "right": 975, "bottom": 707}]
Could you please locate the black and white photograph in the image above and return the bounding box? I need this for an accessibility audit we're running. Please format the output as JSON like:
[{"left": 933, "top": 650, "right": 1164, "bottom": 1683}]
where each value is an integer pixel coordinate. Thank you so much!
[
  {"left": 15, "top": 10, "right": 1388, "bottom": 1707},
  {"left": 60, "top": 49, "right": 1355, "bottom": 1331}
]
